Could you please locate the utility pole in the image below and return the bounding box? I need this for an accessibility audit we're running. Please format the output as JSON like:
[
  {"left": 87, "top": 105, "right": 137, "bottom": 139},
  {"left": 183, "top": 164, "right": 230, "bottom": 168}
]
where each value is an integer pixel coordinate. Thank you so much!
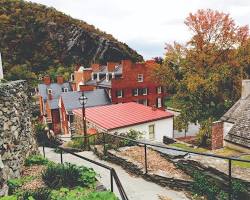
[{"left": 0, "top": 52, "right": 4, "bottom": 80}]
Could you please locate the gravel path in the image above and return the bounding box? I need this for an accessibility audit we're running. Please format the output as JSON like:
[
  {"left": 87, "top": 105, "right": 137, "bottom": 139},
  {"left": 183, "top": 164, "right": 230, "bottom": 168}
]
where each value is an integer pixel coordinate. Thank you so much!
[{"left": 39, "top": 147, "right": 189, "bottom": 200}]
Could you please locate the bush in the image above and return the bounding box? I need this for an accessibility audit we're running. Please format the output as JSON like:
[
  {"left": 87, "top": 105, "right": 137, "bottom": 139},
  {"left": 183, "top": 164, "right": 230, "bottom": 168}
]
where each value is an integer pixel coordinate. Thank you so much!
[
  {"left": 67, "top": 138, "right": 85, "bottom": 150},
  {"left": 192, "top": 171, "right": 219, "bottom": 200},
  {"left": 50, "top": 187, "right": 118, "bottom": 200},
  {"left": 7, "top": 176, "right": 35, "bottom": 195},
  {"left": 42, "top": 163, "right": 96, "bottom": 189},
  {"left": 25, "top": 155, "right": 49, "bottom": 166},
  {"left": 7, "top": 179, "right": 22, "bottom": 195},
  {"left": 196, "top": 118, "right": 213, "bottom": 147},
  {"left": 21, "top": 188, "right": 51, "bottom": 200},
  {"left": 232, "top": 180, "right": 248, "bottom": 200},
  {"left": 0, "top": 196, "right": 17, "bottom": 200}
]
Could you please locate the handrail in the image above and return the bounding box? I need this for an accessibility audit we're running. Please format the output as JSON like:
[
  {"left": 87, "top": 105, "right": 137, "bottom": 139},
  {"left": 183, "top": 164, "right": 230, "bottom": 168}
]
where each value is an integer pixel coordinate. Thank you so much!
[
  {"left": 45, "top": 145, "right": 129, "bottom": 200},
  {"left": 104, "top": 133, "right": 250, "bottom": 163}
]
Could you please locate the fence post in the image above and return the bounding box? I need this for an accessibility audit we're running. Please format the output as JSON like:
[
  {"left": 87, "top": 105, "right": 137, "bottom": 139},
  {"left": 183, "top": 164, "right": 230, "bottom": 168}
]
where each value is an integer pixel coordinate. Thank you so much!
[
  {"left": 42, "top": 143, "right": 45, "bottom": 158},
  {"left": 228, "top": 159, "right": 232, "bottom": 200},
  {"left": 103, "top": 132, "right": 106, "bottom": 156},
  {"left": 60, "top": 149, "right": 63, "bottom": 164},
  {"left": 144, "top": 144, "right": 148, "bottom": 174},
  {"left": 110, "top": 169, "right": 114, "bottom": 192}
]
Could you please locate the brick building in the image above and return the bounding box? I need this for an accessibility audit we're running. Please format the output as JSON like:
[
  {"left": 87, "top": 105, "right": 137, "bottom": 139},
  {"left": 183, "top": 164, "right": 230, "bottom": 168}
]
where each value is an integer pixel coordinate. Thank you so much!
[
  {"left": 59, "top": 89, "right": 111, "bottom": 135},
  {"left": 71, "top": 60, "right": 167, "bottom": 110},
  {"left": 37, "top": 75, "right": 72, "bottom": 134}
]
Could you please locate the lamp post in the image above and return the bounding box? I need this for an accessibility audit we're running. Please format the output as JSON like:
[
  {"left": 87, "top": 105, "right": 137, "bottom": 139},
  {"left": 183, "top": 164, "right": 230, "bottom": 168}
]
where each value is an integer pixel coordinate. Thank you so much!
[{"left": 78, "top": 91, "right": 88, "bottom": 149}]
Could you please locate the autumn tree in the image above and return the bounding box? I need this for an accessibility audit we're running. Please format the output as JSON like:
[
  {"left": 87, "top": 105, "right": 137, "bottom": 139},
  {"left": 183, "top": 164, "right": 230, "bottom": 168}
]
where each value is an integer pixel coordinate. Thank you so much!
[{"left": 154, "top": 9, "right": 249, "bottom": 136}]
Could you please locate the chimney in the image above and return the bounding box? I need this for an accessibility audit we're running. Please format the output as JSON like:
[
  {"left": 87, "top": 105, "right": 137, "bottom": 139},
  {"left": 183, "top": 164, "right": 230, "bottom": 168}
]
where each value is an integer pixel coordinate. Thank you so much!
[
  {"left": 80, "top": 85, "right": 94, "bottom": 92},
  {"left": 107, "top": 62, "right": 118, "bottom": 72},
  {"left": 0, "top": 52, "right": 3, "bottom": 80},
  {"left": 151, "top": 105, "right": 157, "bottom": 111},
  {"left": 91, "top": 63, "right": 100, "bottom": 72},
  {"left": 43, "top": 75, "right": 51, "bottom": 85},
  {"left": 56, "top": 75, "right": 64, "bottom": 84},
  {"left": 241, "top": 80, "right": 250, "bottom": 99}
]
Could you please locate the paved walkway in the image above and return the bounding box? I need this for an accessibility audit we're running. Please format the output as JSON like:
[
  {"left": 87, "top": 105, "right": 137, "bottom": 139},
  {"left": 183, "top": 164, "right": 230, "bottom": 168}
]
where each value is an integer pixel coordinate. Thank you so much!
[{"left": 39, "top": 147, "right": 189, "bottom": 200}]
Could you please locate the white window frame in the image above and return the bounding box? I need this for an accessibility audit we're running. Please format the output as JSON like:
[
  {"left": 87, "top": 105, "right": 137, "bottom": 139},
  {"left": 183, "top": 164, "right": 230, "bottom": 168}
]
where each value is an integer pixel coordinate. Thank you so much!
[
  {"left": 157, "top": 86, "right": 162, "bottom": 94},
  {"left": 157, "top": 97, "right": 162, "bottom": 108},
  {"left": 63, "top": 88, "right": 68, "bottom": 92},
  {"left": 70, "top": 74, "right": 74, "bottom": 81},
  {"left": 47, "top": 88, "right": 52, "bottom": 95},
  {"left": 142, "top": 88, "right": 147, "bottom": 95},
  {"left": 137, "top": 74, "right": 143, "bottom": 82},
  {"left": 116, "top": 90, "right": 123, "bottom": 98},
  {"left": 133, "top": 88, "right": 139, "bottom": 96}
]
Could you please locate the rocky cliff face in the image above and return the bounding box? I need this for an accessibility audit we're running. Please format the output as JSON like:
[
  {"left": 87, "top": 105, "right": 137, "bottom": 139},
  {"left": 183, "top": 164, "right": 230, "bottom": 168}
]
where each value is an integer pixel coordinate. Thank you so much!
[
  {"left": 0, "top": 80, "right": 38, "bottom": 196},
  {"left": 0, "top": 0, "right": 143, "bottom": 74}
]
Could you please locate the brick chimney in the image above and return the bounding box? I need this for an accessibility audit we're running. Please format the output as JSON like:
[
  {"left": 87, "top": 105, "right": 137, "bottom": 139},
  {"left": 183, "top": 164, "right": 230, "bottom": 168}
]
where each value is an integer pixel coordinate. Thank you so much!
[
  {"left": 107, "top": 62, "right": 118, "bottom": 72},
  {"left": 56, "top": 75, "right": 64, "bottom": 84},
  {"left": 82, "top": 69, "right": 93, "bottom": 83},
  {"left": 211, "top": 121, "right": 224, "bottom": 150},
  {"left": 43, "top": 75, "right": 51, "bottom": 85},
  {"left": 91, "top": 63, "right": 100, "bottom": 72},
  {"left": 241, "top": 80, "right": 250, "bottom": 99}
]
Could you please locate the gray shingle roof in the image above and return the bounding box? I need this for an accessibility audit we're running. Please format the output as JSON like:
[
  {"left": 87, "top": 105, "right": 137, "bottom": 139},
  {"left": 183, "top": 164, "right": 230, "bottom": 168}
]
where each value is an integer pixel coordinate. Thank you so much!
[
  {"left": 61, "top": 89, "right": 111, "bottom": 112},
  {"left": 38, "top": 82, "right": 71, "bottom": 100},
  {"left": 223, "top": 96, "right": 250, "bottom": 148}
]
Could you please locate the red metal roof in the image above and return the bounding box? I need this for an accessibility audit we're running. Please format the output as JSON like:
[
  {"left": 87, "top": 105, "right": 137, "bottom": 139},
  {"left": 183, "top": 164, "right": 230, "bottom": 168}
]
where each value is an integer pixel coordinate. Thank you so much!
[{"left": 73, "top": 102, "right": 173, "bottom": 131}]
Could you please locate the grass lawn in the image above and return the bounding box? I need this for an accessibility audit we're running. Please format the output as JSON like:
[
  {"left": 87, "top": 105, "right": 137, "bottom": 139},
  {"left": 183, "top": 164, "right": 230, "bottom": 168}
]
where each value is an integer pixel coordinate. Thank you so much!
[
  {"left": 212, "top": 147, "right": 242, "bottom": 157},
  {"left": 168, "top": 142, "right": 208, "bottom": 153},
  {"left": 232, "top": 155, "right": 250, "bottom": 168}
]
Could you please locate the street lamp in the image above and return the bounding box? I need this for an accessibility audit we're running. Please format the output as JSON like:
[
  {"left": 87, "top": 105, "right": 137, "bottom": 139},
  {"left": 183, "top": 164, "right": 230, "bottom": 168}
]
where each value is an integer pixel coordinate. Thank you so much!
[{"left": 78, "top": 91, "right": 88, "bottom": 149}]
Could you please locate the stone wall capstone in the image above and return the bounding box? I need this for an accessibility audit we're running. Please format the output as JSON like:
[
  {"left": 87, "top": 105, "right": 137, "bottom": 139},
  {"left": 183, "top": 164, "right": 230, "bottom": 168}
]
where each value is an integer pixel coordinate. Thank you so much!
[{"left": 0, "top": 80, "right": 38, "bottom": 196}]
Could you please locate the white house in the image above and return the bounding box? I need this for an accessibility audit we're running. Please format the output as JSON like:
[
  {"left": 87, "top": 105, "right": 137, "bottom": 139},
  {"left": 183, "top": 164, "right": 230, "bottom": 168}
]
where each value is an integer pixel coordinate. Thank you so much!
[{"left": 73, "top": 102, "right": 174, "bottom": 142}]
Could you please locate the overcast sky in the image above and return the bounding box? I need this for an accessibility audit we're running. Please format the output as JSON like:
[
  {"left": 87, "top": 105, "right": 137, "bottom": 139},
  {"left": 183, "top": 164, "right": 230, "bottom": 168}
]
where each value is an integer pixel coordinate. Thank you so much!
[{"left": 28, "top": 0, "right": 250, "bottom": 59}]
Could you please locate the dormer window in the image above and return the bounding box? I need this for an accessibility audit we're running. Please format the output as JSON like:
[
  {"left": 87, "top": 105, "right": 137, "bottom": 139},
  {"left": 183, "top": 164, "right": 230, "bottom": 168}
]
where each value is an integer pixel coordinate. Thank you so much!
[
  {"left": 63, "top": 88, "right": 68, "bottom": 92},
  {"left": 47, "top": 88, "right": 52, "bottom": 95},
  {"left": 138, "top": 74, "right": 143, "bottom": 82}
]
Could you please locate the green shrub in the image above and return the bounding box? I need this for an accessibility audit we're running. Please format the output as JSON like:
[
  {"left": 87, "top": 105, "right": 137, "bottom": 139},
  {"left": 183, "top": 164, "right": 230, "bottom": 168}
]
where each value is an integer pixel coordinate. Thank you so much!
[
  {"left": 7, "top": 179, "right": 23, "bottom": 195},
  {"left": 25, "top": 155, "right": 49, "bottom": 166},
  {"left": 21, "top": 188, "right": 51, "bottom": 200},
  {"left": 67, "top": 138, "right": 85, "bottom": 150},
  {"left": 42, "top": 163, "right": 96, "bottom": 189},
  {"left": 232, "top": 180, "right": 248, "bottom": 200},
  {"left": 7, "top": 176, "right": 35, "bottom": 195},
  {"left": 192, "top": 171, "right": 219, "bottom": 200},
  {"left": 50, "top": 187, "right": 118, "bottom": 200},
  {"left": 86, "top": 191, "right": 118, "bottom": 200},
  {"left": 0, "top": 196, "right": 17, "bottom": 200}
]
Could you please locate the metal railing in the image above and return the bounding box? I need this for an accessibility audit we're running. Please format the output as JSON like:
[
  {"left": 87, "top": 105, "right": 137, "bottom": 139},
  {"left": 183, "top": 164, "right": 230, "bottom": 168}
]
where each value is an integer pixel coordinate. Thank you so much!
[
  {"left": 42, "top": 143, "right": 129, "bottom": 200},
  {"left": 101, "top": 133, "right": 250, "bottom": 200},
  {"left": 50, "top": 132, "right": 250, "bottom": 199}
]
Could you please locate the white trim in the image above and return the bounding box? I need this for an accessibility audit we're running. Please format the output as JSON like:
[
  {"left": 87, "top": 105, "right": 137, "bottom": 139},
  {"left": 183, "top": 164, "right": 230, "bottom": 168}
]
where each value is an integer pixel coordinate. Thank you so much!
[{"left": 138, "top": 74, "right": 143, "bottom": 82}]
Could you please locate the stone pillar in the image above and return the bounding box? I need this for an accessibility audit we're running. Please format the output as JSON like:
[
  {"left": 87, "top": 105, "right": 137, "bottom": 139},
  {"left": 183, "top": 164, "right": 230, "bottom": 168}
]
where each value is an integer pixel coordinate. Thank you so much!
[{"left": 211, "top": 121, "right": 224, "bottom": 150}]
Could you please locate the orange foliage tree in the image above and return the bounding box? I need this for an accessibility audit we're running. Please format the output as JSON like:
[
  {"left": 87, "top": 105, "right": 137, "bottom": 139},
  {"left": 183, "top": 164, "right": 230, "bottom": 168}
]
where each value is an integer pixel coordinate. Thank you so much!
[{"left": 154, "top": 9, "right": 249, "bottom": 132}]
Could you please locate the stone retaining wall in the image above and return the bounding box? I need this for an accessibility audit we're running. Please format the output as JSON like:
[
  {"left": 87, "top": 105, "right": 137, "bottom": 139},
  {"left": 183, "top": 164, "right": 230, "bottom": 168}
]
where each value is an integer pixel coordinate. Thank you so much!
[{"left": 0, "top": 80, "right": 38, "bottom": 196}]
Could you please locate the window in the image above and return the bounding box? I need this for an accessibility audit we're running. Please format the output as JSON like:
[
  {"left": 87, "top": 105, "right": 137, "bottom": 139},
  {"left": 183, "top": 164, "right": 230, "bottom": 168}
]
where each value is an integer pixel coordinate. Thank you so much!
[
  {"left": 70, "top": 74, "right": 74, "bottom": 81},
  {"left": 132, "top": 88, "right": 138, "bottom": 96},
  {"left": 149, "top": 124, "right": 155, "bottom": 140},
  {"left": 47, "top": 88, "right": 52, "bottom": 94},
  {"left": 137, "top": 74, "right": 143, "bottom": 82},
  {"left": 142, "top": 88, "right": 147, "bottom": 95},
  {"left": 157, "top": 86, "right": 162, "bottom": 94},
  {"left": 157, "top": 97, "right": 162, "bottom": 108},
  {"left": 116, "top": 90, "right": 123, "bottom": 98},
  {"left": 63, "top": 88, "right": 68, "bottom": 92}
]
